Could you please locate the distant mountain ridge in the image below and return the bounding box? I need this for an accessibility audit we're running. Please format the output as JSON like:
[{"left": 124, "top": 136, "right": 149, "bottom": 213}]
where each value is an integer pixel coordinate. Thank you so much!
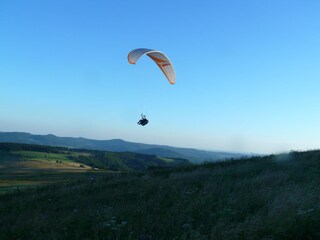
[{"left": 0, "top": 132, "right": 247, "bottom": 163}]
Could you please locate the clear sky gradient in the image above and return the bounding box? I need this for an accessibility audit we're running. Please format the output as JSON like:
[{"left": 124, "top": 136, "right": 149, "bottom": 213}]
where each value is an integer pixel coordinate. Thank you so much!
[{"left": 1, "top": 0, "right": 320, "bottom": 154}]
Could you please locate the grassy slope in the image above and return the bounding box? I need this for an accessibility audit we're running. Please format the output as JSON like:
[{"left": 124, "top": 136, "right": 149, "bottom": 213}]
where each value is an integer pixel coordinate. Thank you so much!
[
  {"left": 1, "top": 151, "right": 320, "bottom": 239},
  {"left": 0, "top": 150, "right": 96, "bottom": 194}
]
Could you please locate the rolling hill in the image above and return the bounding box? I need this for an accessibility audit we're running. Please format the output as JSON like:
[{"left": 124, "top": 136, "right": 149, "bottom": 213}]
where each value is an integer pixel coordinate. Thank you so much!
[
  {"left": 0, "top": 132, "right": 247, "bottom": 163},
  {"left": 0, "top": 142, "right": 190, "bottom": 172}
]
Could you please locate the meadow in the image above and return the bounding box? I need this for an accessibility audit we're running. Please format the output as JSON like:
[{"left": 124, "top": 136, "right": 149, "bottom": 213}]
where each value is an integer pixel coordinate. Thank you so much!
[
  {"left": 0, "top": 148, "right": 101, "bottom": 194},
  {"left": 1, "top": 145, "right": 320, "bottom": 239}
]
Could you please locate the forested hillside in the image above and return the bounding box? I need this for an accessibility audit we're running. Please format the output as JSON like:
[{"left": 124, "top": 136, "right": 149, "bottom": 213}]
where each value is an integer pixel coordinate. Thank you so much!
[
  {"left": 0, "top": 142, "right": 190, "bottom": 171},
  {"left": 0, "top": 142, "right": 190, "bottom": 193}
]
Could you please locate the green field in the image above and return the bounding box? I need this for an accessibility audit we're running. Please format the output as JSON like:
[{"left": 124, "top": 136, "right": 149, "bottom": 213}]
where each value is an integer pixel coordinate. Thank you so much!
[
  {"left": 0, "top": 143, "right": 189, "bottom": 194},
  {"left": 0, "top": 150, "right": 102, "bottom": 194}
]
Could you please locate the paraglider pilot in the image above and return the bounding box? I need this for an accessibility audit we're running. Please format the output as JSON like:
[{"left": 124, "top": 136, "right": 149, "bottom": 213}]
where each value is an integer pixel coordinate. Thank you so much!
[{"left": 137, "top": 114, "right": 149, "bottom": 126}]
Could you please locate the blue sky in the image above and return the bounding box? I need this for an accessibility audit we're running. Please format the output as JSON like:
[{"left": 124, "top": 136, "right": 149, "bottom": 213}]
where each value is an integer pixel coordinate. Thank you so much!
[{"left": 1, "top": 0, "right": 320, "bottom": 154}]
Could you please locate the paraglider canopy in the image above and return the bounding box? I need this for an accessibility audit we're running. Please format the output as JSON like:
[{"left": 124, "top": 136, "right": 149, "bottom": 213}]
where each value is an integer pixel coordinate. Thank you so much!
[{"left": 128, "top": 48, "right": 176, "bottom": 85}]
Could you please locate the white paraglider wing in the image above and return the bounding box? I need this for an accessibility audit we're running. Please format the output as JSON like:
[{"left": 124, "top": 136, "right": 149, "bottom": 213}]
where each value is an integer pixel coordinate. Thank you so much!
[{"left": 128, "top": 48, "right": 176, "bottom": 84}]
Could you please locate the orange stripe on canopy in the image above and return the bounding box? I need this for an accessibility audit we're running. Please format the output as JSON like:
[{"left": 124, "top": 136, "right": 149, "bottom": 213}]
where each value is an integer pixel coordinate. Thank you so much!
[{"left": 127, "top": 48, "right": 176, "bottom": 84}]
